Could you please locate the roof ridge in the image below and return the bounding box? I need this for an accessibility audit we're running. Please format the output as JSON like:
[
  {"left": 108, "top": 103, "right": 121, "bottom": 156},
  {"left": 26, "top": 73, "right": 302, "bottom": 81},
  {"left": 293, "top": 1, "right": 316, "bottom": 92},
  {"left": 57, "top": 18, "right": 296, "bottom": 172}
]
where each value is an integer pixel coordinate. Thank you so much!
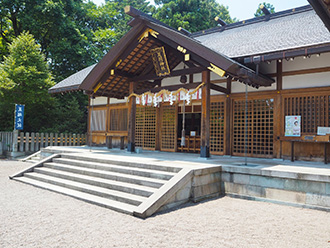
[{"left": 191, "top": 5, "right": 313, "bottom": 38}]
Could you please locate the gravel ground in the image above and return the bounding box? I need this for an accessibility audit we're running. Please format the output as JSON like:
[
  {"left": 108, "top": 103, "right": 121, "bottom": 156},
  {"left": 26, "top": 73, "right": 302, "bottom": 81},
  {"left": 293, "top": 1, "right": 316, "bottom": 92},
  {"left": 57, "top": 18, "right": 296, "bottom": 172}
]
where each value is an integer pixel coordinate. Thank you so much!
[{"left": 1, "top": 160, "right": 330, "bottom": 248}]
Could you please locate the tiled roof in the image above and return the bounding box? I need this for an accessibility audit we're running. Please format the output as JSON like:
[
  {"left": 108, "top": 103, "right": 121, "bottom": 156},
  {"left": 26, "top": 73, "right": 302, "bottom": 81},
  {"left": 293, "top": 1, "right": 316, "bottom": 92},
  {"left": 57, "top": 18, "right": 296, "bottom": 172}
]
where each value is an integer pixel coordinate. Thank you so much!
[
  {"left": 48, "top": 64, "right": 96, "bottom": 93},
  {"left": 193, "top": 6, "right": 330, "bottom": 58}
]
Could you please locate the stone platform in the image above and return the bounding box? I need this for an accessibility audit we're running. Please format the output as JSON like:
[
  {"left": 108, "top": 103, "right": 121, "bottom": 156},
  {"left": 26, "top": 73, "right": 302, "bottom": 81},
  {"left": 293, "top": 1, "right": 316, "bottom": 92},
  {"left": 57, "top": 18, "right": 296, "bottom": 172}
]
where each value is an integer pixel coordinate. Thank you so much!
[{"left": 12, "top": 146, "right": 330, "bottom": 215}]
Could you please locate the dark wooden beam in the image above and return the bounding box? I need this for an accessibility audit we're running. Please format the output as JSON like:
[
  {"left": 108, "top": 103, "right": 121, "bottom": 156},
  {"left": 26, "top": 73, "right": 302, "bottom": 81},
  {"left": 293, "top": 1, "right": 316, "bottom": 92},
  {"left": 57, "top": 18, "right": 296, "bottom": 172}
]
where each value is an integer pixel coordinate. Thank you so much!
[
  {"left": 200, "top": 70, "right": 210, "bottom": 158},
  {"left": 243, "top": 44, "right": 330, "bottom": 63},
  {"left": 276, "top": 60, "right": 283, "bottom": 91},
  {"left": 210, "top": 83, "right": 229, "bottom": 94},
  {"left": 132, "top": 66, "right": 206, "bottom": 82},
  {"left": 227, "top": 77, "right": 232, "bottom": 94}
]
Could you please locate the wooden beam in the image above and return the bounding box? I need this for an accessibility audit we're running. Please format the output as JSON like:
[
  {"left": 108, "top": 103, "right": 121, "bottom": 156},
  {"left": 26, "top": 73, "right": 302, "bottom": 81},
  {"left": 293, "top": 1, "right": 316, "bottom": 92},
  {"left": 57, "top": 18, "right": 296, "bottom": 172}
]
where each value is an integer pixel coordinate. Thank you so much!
[
  {"left": 276, "top": 60, "right": 283, "bottom": 91},
  {"left": 225, "top": 76, "right": 232, "bottom": 155},
  {"left": 200, "top": 70, "right": 211, "bottom": 158},
  {"left": 127, "top": 82, "right": 137, "bottom": 152},
  {"left": 132, "top": 66, "right": 206, "bottom": 82},
  {"left": 210, "top": 83, "right": 229, "bottom": 94},
  {"left": 227, "top": 77, "right": 232, "bottom": 94}
]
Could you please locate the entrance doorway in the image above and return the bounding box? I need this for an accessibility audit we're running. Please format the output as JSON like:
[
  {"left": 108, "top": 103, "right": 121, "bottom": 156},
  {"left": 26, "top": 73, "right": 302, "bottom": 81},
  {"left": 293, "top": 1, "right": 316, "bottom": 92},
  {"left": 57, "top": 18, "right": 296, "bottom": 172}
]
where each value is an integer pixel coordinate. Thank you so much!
[{"left": 177, "top": 111, "right": 201, "bottom": 153}]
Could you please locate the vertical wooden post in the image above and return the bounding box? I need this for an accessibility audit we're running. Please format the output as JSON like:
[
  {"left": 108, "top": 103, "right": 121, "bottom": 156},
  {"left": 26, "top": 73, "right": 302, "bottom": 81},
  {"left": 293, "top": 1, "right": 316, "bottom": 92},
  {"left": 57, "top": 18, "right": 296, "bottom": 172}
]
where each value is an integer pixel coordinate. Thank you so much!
[
  {"left": 45, "top": 133, "right": 49, "bottom": 147},
  {"left": 155, "top": 107, "right": 161, "bottom": 151},
  {"left": 12, "top": 130, "right": 18, "bottom": 152},
  {"left": 19, "top": 132, "right": 24, "bottom": 152},
  {"left": 276, "top": 60, "right": 282, "bottom": 91},
  {"left": 40, "top": 133, "right": 44, "bottom": 149},
  {"left": 200, "top": 70, "right": 210, "bottom": 158},
  {"left": 73, "top": 134, "right": 76, "bottom": 146},
  {"left": 31, "top": 133, "right": 35, "bottom": 151},
  {"left": 77, "top": 134, "right": 81, "bottom": 146},
  {"left": 60, "top": 133, "right": 64, "bottom": 146},
  {"left": 54, "top": 133, "right": 58, "bottom": 146},
  {"left": 225, "top": 77, "right": 232, "bottom": 155},
  {"left": 25, "top": 132, "right": 29, "bottom": 152},
  {"left": 274, "top": 60, "right": 283, "bottom": 158},
  {"left": 127, "top": 81, "right": 137, "bottom": 152},
  {"left": 36, "top": 133, "right": 40, "bottom": 150},
  {"left": 50, "top": 133, "right": 54, "bottom": 146}
]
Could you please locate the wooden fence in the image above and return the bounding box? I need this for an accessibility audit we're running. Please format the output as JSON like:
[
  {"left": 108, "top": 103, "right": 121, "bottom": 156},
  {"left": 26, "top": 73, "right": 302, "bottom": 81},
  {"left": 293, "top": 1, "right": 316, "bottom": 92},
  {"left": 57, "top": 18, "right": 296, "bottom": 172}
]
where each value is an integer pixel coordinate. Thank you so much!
[
  {"left": 0, "top": 132, "right": 14, "bottom": 152},
  {"left": 0, "top": 131, "right": 87, "bottom": 153}
]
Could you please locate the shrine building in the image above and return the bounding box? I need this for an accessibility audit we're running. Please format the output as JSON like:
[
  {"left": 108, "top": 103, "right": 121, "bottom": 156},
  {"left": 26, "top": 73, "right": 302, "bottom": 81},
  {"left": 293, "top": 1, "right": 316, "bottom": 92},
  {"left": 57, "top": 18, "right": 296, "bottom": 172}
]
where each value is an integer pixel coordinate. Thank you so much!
[{"left": 49, "top": 3, "right": 330, "bottom": 162}]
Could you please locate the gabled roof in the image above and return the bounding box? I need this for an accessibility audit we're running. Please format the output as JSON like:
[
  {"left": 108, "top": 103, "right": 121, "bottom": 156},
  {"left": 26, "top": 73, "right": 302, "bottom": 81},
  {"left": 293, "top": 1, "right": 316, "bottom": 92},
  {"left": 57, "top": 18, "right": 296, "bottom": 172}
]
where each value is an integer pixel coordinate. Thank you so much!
[
  {"left": 48, "top": 64, "right": 96, "bottom": 94},
  {"left": 308, "top": 0, "right": 330, "bottom": 31},
  {"left": 78, "top": 6, "right": 273, "bottom": 98},
  {"left": 192, "top": 5, "right": 330, "bottom": 59}
]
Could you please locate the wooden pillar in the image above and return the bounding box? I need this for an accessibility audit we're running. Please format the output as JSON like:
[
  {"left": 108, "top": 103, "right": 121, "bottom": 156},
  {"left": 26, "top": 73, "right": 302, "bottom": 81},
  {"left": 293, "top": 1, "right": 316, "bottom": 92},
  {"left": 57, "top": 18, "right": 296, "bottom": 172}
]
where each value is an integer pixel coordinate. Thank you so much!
[
  {"left": 276, "top": 60, "right": 282, "bottom": 91},
  {"left": 200, "top": 70, "right": 210, "bottom": 158},
  {"left": 225, "top": 77, "right": 232, "bottom": 155},
  {"left": 155, "top": 107, "right": 161, "bottom": 151},
  {"left": 127, "top": 82, "right": 137, "bottom": 152},
  {"left": 274, "top": 60, "right": 283, "bottom": 158}
]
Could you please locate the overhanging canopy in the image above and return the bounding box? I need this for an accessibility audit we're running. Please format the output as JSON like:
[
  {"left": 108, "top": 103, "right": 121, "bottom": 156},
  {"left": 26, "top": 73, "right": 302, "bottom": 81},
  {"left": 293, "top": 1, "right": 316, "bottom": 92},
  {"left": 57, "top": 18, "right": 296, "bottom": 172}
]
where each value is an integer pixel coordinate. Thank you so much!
[{"left": 79, "top": 6, "right": 274, "bottom": 98}]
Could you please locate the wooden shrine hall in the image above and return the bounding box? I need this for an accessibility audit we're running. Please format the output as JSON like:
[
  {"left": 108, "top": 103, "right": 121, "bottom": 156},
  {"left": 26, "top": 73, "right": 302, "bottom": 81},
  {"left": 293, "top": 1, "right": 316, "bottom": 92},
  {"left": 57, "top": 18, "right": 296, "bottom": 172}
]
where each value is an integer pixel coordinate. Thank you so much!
[
  {"left": 50, "top": 4, "right": 330, "bottom": 162},
  {"left": 79, "top": 6, "right": 273, "bottom": 158}
]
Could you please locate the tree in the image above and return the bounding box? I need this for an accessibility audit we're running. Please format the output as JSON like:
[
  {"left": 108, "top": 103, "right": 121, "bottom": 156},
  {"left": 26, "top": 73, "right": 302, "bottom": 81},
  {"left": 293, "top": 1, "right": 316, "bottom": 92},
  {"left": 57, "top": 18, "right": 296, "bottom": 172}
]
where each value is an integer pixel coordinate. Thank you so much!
[
  {"left": 153, "top": 0, "right": 235, "bottom": 32},
  {"left": 254, "top": 2, "right": 275, "bottom": 17},
  {"left": 0, "top": 32, "right": 55, "bottom": 131}
]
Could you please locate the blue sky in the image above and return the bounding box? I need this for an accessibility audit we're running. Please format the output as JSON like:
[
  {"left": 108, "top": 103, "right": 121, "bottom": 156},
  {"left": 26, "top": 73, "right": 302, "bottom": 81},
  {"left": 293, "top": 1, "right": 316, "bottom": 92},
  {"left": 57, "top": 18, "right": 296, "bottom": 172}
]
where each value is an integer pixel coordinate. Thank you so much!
[{"left": 90, "top": 0, "right": 309, "bottom": 20}]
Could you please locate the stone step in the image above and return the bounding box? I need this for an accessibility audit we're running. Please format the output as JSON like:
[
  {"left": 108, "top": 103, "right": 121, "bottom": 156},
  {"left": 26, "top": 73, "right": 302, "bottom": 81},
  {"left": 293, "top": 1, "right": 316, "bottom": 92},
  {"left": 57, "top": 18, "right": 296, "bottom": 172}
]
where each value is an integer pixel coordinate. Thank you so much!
[
  {"left": 40, "top": 163, "right": 166, "bottom": 188},
  {"left": 61, "top": 154, "right": 182, "bottom": 173},
  {"left": 29, "top": 167, "right": 156, "bottom": 197},
  {"left": 51, "top": 158, "right": 175, "bottom": 180},
  {"left": 13, "top": 176, "right": 136, "bottom": 215},
  {"left": 23, "top": 172, "right": 146, "bottom": 206}
]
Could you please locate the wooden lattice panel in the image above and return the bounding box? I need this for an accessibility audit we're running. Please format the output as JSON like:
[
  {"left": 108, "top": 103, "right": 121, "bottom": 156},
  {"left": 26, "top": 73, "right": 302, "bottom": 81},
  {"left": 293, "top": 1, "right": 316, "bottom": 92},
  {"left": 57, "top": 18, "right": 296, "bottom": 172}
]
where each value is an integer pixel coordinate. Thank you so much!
[
  {"left": 233, "top": 98, "right": 274, "bottom": 157},
  {"left": 210, "top": 101, "right": 225, "bottom": 154},
  {"left": 135, "top": 106, "right": 157, "bottom": 149},
  {"left": 284, "top": 95, "right": 329, "bottom": 134},
  {"left": 161, "top": 105, "right": 177, "bottom": 151},
  {"left": 135, "top": 107, "right": 144, "bottom": 148},
  {"left": 144, "top": 107, "right": 157, "bottom": 148},
  {"left": 109, "top": 108, "right": 128, "bottom": 131}
]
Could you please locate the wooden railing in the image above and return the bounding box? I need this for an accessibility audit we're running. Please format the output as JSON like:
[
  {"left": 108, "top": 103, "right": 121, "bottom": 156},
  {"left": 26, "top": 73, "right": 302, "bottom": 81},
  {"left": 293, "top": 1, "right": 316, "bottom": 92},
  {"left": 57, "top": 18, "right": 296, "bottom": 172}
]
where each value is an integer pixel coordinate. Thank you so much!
[{"left": 0, "top": 131, "right": 87, "bottom": 153}]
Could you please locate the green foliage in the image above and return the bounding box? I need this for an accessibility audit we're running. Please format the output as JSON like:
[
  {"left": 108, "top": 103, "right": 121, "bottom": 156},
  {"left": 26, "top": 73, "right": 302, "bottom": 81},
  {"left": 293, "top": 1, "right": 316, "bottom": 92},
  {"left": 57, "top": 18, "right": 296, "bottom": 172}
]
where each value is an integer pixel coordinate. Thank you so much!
[
  {"left": 0, "top": 0, "right": 237, "bottom": 134},
  {"left": 153, "top": 0, "right": 235, "bottom": 32},
  {"left": 0, "top": 32, "right": 55, "bottom": 131},
  {"left": 254, "top": 2, "right": 275, "bottom": 17}
]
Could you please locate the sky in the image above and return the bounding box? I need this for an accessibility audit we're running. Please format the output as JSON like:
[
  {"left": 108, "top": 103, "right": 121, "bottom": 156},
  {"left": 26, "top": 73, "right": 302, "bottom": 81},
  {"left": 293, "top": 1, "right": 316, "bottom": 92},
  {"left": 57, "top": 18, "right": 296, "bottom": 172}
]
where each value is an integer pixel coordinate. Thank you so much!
[{"left": 90, "top": 0, "right": 310, "bottom": 20}]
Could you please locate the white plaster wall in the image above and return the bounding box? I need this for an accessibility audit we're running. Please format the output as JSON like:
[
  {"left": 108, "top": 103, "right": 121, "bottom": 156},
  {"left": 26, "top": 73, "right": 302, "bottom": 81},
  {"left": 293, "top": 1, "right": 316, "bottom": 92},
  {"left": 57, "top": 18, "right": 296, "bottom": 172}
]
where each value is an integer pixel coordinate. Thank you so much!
[
  {"left": 90, "top": 97, "right": 107, "bottom": 106},
  {"left": 109, "top": 98, "right": 126, "bottom": 104},
  {"left": 283, "top": 52, "right": 330, "bottom": 72},
  {"left": 283, "top": 71, "right": 330, "bottom": 89}
]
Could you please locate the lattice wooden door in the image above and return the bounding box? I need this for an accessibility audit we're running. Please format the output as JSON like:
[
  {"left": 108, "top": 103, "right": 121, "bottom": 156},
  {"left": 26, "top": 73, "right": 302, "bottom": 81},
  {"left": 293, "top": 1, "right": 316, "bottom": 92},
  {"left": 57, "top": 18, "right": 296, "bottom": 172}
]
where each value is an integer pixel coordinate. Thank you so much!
[
  {"left": 210, "top": 100, "right": 225, "bottom": 155},
  {"left": 161, "top": 104, "right": 177, "bottom": 152},
  {"left": 232, "top": 98, "right": 274, "bottom": 157},
  {"left": 135, "top": 106, "right": 157, "bottom": 150},
  {"left": 284, "top": 94, "right": 330, "bottom": 134}
]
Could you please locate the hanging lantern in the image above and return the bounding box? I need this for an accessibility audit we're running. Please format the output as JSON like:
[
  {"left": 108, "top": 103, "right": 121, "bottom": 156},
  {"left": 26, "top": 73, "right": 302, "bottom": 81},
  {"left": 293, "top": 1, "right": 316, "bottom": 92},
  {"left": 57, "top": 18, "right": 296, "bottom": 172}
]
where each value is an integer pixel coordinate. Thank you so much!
[{"left": 180, "top": 74, "right": 187, "bottom": 84}]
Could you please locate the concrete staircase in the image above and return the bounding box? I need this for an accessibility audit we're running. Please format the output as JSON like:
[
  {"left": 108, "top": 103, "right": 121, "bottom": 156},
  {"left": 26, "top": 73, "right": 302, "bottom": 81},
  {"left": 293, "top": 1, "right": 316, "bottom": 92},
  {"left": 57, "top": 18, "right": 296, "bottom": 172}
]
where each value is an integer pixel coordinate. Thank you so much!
[{"left": 11, "top": 153, "right": 192, "bottom": 217}]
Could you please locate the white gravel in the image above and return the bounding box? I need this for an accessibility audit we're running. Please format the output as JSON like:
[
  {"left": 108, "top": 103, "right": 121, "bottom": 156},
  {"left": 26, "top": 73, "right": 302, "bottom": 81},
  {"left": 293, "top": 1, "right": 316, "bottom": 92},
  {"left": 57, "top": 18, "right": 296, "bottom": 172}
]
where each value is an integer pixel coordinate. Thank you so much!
[{"left": 1, "top": 160, "right": 329, "bottom": 248}]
